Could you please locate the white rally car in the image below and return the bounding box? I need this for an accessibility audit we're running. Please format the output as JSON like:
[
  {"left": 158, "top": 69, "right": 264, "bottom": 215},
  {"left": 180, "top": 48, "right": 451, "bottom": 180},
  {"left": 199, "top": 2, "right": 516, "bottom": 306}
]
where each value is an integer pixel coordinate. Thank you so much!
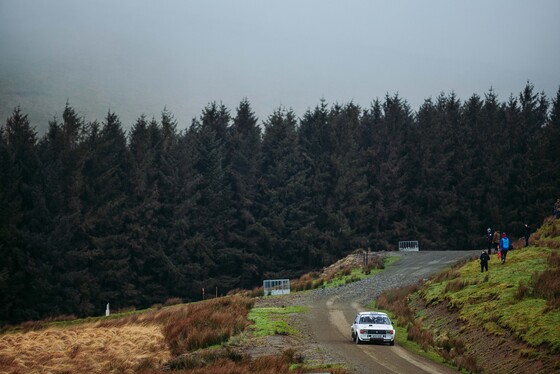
[{"left": 351, "top": 311, "right": 395, "bottom": 345}]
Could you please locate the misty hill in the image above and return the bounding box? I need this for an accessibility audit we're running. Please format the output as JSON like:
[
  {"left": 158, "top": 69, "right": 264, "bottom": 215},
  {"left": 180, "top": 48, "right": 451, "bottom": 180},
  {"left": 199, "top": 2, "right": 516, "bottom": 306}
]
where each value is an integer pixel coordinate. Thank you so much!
[
  {"left": 1, "top": 83, "right": 559, "bottom": 325},
  {"left": 0, "top": 57, "right": 148, "bottom": 134}
]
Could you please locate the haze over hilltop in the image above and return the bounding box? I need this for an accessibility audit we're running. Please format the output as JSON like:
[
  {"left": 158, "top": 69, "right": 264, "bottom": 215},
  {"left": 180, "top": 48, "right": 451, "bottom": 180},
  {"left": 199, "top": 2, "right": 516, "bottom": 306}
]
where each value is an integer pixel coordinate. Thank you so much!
[{"left": 1, "top": 0, "right": 560, "bottom": 133}]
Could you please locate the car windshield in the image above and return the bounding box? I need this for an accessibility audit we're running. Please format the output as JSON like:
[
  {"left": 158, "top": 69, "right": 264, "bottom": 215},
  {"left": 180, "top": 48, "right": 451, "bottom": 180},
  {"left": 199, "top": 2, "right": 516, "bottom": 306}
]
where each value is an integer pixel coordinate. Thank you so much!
[{"left": 360, "top": 316, "right": 390, "bottom": 324}]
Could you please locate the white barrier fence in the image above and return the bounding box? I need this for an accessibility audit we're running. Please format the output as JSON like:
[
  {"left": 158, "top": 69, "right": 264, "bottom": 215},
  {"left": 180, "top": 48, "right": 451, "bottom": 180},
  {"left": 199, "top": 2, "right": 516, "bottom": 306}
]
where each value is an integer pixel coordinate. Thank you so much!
[
  {"left": 398, "top": 240, "right": 419, "bottom": 251},
  {"left": 263, "top": 279, "right": 290, "bottom": 296}
]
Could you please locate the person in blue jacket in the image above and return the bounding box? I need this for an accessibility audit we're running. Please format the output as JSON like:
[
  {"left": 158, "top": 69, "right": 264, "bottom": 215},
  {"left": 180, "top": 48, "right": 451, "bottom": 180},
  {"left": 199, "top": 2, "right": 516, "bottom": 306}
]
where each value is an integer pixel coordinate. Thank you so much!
[{"left": 500, "top": 232, "right": 510, "bottom": 264}]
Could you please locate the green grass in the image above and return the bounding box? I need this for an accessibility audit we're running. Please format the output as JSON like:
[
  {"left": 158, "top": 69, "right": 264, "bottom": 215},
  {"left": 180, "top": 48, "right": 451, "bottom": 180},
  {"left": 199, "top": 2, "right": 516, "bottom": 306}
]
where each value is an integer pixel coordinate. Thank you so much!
[
  {"left": 420, "top": 245, "right": 560, "bottom": 351},
  {"left": 321, "top": 255, "right": 400, "bottom": 289},
  {"left": 248, "top": 306, "right": 306, "bottom": 337}
]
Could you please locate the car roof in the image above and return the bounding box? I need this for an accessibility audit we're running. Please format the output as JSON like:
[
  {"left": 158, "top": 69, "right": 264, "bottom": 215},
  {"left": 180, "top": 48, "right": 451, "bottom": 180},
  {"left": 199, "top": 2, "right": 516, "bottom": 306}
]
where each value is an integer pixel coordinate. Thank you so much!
[{"left": 357, "top": 311, "right": 388, "bottom": 316}]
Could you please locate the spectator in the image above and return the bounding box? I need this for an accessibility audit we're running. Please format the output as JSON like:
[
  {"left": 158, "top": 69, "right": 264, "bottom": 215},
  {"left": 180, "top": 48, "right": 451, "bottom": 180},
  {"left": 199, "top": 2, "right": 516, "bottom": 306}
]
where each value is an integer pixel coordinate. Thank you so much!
[
  {"left": 524, "top": 223, "right": 531, "bottom": 247},
  {"left": 492, "top": 230, "right": 501, "bottom": 253},
  {"left": 486, "top": 228, "right": 493, "bottom": 254},
  {"left": 480, "top": 250, "right": 490, "bottom": 272},
  {"left": 500, "top": 232, "right": 510, "bottom": 264}
]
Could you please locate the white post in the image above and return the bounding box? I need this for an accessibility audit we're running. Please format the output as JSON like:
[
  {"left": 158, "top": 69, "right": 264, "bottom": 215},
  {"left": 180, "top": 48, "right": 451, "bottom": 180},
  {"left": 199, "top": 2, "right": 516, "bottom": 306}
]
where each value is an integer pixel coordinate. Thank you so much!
[{"left": 105, "top": 303, "right": 110, "bottom": 316}]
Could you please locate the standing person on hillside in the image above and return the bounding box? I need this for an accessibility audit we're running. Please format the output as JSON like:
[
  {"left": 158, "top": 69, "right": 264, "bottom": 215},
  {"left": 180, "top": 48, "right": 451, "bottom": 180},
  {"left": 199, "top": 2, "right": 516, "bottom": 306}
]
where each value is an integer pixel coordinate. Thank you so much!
[
  {"left": 480, "top": 250, "right": 490, "bottom": 272},
  {"left": 486, "top": 228, "right": 493, "bottom": 254},
  {"left": 492, "top": 230, "right": 501, "bottom": 253},
  {"left": 500, "top": 232, "right": 510, "bottom": 264},
  {"left": 524, "top": 223, "right": 531, "bottom": 247}
]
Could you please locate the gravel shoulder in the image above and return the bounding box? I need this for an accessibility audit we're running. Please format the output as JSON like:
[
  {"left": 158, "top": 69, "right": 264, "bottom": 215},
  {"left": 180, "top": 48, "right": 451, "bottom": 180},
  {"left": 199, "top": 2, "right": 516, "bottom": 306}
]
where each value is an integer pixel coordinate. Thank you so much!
[{"left": 253, "top": 250, "right": 479, "bottom": 373}]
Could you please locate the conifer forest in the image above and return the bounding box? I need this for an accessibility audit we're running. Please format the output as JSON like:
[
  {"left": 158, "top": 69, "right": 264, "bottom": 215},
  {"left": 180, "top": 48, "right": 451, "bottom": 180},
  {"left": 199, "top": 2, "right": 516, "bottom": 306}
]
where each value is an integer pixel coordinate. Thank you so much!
[{"left": 1, "top": 83, "right": 559, "bottom": 324}]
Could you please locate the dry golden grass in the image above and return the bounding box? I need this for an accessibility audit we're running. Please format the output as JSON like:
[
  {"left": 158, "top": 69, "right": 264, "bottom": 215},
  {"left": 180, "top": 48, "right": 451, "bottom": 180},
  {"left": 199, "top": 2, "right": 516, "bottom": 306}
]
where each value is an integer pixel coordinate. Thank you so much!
[
  {"left": 0, "top": 296, "right": 254, "bottom": 374},
  {"left": 0, "top": 324, "right": 170, "bottom": 373}
]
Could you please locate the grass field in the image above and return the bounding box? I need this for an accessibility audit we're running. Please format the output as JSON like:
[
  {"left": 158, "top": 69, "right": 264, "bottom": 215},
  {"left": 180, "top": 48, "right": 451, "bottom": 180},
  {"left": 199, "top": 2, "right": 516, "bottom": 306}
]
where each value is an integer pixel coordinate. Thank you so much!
[
  {"left": 0, "top": 324, "right": 170, "bottom": 373},
  {"left": 0, "top": 296, "right": 253, "bottom": 373}
]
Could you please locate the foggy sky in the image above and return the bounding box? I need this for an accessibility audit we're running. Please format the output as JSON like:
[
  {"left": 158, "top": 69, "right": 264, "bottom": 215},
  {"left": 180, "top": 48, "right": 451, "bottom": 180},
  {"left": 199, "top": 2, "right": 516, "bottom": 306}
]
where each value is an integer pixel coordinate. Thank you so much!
[{"left": 1, "top": 0, "right": 559, "bottom": 133}]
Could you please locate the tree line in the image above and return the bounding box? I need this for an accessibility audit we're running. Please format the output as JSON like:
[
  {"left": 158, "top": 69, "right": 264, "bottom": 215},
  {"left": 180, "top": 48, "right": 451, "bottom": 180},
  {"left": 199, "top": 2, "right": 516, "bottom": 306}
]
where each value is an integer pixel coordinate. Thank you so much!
[{"left": 1, "top": 83, "right": 559, "bottom": 324}]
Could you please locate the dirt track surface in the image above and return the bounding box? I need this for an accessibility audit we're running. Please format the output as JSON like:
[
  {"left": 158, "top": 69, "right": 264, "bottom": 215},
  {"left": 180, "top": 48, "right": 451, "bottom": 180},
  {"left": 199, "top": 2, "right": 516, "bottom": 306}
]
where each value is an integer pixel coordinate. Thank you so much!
[{"left": 293, "top": 250, "right": 480, "bottom": 373}]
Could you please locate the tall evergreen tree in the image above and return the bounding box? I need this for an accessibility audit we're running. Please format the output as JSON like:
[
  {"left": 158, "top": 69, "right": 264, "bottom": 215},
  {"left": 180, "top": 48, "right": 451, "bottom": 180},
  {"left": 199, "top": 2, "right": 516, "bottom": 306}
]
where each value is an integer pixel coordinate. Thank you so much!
[
  {"left": 126, "top": 115, "right": 181, "bottom": 306},
  {"left": 259, "top": 108, "right": 309, "bottom": 276},
  {"left": 80, "top": 111, "right": 135, "bottom": 312},
  {"left": 328, "top": 102, "right": 366, "bottom": 252},
  {"left": 0, "top": 108, "right": 53, "bottom": 323},
  {"left": 513, "top": 83, "right": 549, "bottom": 228},
  {"left": 541, "top": 87, "right": 560, "bottom": 215},
  {"left": 228, "top": 99, "right": 264, "bottom": 287},
  {"left": 298, "top": 100, "right": 335, "bottom": 266}
]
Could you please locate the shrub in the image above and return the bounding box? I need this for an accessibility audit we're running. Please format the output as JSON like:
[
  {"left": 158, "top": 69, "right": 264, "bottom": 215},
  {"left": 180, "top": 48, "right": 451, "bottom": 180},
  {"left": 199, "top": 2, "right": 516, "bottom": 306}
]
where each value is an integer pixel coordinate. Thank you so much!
[
  {"left": 115, "top": 306, "right": 137, "bottom": 314},
  {"left": 550, "top": 221, "right": 560, "bottom": 238},
  {"left": 454, "top": 354, "right": 480, "bottom": 373},
  {"left": 444, "top": 279, "right": 466, "bottom": 293},
  {"left": 530, "top": 250, "right": 560, "bottom": 309},
  {"left": 363, "top": 256, "right": 384, "bottom": 274},
  {"left": 166, "top": 348, "right": 245, "bottom": 371},
  {"left": 515, "top": 280, "right": 530, "bottom": 300},
  {"left": 376, "top": 284, "right": 418, "bottom": 326},
  {"left": 49, "top": 314, "right": 78, "bottom": 322},
  {"left": 407, "top": 321, "right": 433, "bottom": 350},
  {"left": 162, "top": 296, "right": 253, "bottom": 356},
  {"left": 549, "top": 251, "right": 560, "bottom": 267},
  {"left": 163, "top": 347, "right": 334, "bottom": 374},
  {"left": 251, "top": 286, "right": 264, "bottom": 297},
  {"left": 433, "top": 268, "right": 460, "bottom": 283},
  {"left": 163, "top": 297, "right": 183, "bottom": 306},
  {"left": 20, "top": 320, "right": 46, "bottom": 332},
  {"left": 291, "top": 273, "right": 316, "bottom": 292},
  {"left": 282, "top": 348, "right": 304, "bottom": 364},
  {"left": 532, "top": 268, "right": 560, "bottom": 309},
  {"left": 339, "top": 267, "right": 352, "bottom": 277}
]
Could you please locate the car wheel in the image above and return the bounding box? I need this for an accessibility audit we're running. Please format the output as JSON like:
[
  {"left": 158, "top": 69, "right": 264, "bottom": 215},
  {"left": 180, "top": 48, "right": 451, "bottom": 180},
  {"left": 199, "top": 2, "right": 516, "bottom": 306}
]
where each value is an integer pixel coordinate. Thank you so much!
[
  {"left": 355, "top": 334, "right": 361, "bottom": 345},
  {"left": 390, "top": 340, "right": 395, "bottom": 346}
]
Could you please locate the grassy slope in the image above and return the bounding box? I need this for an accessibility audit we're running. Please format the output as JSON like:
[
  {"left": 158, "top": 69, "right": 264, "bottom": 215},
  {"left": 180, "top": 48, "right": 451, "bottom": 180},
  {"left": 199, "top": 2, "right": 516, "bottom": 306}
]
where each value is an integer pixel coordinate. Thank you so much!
[
  {"left": 421, "top": 219, "right": 560, "bottom": 352},
  {"left": 374, "top": 218, "right": 560, "bottom": 373}
]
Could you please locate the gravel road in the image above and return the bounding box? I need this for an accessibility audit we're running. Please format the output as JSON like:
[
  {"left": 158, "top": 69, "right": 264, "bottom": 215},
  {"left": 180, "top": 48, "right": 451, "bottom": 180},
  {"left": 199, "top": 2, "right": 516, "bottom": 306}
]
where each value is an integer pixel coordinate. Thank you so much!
[{"left": 283, "top": 250, "right": 480, "bottom": 373}]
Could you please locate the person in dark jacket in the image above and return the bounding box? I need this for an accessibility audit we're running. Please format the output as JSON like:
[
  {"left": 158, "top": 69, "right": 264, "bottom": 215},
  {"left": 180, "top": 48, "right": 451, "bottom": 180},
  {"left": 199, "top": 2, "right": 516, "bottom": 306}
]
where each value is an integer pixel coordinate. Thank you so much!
[
  {"left": 480, "top": 250, "right": 490, "bottom": 272},
  {"left": 486, "top": 228, "right": 493, "bottom": 254},
  {"left": 500, "top": 232, "right": 510, "bottom": 264},
  {"left": 524, "top": 223, "right": 531, "bottom": 247}
]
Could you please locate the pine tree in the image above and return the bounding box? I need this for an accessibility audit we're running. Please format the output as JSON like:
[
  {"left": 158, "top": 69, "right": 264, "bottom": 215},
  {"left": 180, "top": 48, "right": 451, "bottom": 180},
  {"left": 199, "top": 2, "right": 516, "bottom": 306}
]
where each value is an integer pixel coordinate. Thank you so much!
[
  {"left": 541, "top": 87, "right": 560, "bottom": 215},
  {"left": 80, "top": 111, "right": 135, "bottom": 312},
  {"left": 0, "top": 107, "right": 54, "bottom": 323},
  {"left": 259, "top": 108, "right": 309, "bottom": 275},
  {"left": 228, "top": 99, "right": 264, "bottom": 287},
  {"left": 298, "top": 100, "right": 335, "bottom": 266}
]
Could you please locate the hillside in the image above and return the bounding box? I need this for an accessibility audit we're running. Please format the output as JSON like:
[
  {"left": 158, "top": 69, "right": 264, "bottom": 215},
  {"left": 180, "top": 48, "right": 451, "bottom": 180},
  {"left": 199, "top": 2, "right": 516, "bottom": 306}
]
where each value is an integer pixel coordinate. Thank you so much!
[
  {"left": 5, "top": 239, "right": 558, "bottom": 373},
  {"left": 377, "top": 216, "right": 560, "bottom": 373},
  {"left": 0, "top": 253, "right": 400, "bottom": 373}
]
